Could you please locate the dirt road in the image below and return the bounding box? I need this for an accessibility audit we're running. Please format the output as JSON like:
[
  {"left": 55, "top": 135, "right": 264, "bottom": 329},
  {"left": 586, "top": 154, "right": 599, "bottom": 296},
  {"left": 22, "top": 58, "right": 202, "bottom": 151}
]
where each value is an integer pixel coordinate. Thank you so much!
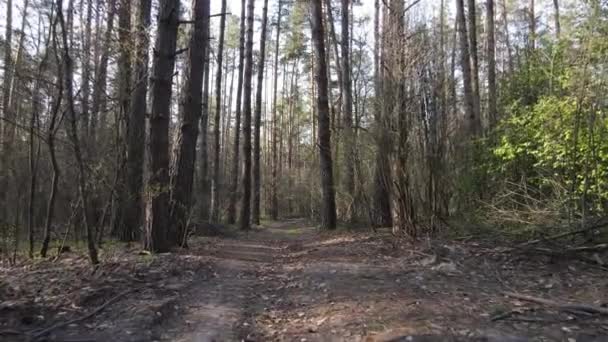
[{"left": 4, "top": 219, "right": 607, "bottom": 341}]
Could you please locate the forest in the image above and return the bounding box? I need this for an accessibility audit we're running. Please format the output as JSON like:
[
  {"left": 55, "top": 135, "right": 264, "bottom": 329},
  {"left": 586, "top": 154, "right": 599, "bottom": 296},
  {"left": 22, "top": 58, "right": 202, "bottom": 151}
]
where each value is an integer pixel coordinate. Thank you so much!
[{"left": 0, "top": 0, "right": 608, "bottom": 341}]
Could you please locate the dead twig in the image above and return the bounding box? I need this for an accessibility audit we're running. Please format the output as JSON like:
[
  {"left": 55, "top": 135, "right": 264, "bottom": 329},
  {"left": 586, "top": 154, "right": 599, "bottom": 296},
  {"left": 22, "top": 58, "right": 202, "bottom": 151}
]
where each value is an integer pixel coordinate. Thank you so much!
[
  {"left": 30, "top": 287, "right": 138, "bottom": 340},
  {"left": 504, "top": 292, "right": 608, "bottom": 316},
  {"left": 515, "top": 218, "right": 608, "bottom": 250}
]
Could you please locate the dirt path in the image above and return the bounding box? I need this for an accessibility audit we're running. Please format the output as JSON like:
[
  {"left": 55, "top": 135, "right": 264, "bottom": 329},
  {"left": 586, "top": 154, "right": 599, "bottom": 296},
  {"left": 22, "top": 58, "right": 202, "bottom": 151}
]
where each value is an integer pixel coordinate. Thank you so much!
[
  {"left": 157, "top": 220, "right": 608, "bottom": 342},
  {"left": 3, "top": 219, "right": 608, "bottom": 341}
]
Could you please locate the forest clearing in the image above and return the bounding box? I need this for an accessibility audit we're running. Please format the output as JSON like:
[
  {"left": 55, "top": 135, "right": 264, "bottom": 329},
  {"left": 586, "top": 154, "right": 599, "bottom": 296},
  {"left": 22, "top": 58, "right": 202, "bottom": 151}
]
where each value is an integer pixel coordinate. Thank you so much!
[{"left": 1, "top": 0, "right": 608, "bottom": 340}]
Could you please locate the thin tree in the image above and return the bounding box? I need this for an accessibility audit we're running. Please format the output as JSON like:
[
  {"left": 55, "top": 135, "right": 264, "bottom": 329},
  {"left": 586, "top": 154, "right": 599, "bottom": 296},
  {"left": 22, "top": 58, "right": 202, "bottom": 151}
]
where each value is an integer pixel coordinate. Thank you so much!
[
  {"left": 116, "top": 0, "right": 133, "bottom": 240},
  {"left": 57, "top": 0, "right": 99, "bottom": 264},
  {"left": 372, "top": 0, "right": 392, "bottom": 227},
  {"left": 253, "top": 0, "right": 270, "bottom": 225},
  {"left": 456, "top": 0, "right": 479, "bottom": 136},
  {"left": 146, "top": 0, "right": 180, "bottom": 252},
  {"left": 0, "top": 0, "right": 13, "bottom": 232},
  {"left": 211, "top": 0, "right": 227, "bottom": 222},
  {"left": 227, "top": 0, "right": 247, "bottom": 224},
  {"left": 170, "top": 0, "right": 209, "bottom": 246},
  {"left": 553, "top": 0, "right": 560, "bottom": 39},
  {"left": 239, "top": 0, "right": 255, "bottom": 230},
  {"left": 487, "top": 0, "right": 497, "bottom": 129},
  {"left": 310, "top": 0, "right": 337, "bottom": 229},
  {"left": 270, "top": 0, "right": 283, "bottom": 220},
  {"left": 467, "top": 0, "right": 481, "bottom": 128},
  {"left": 341, "top": 0, "right": 355, "bottom": 221}
]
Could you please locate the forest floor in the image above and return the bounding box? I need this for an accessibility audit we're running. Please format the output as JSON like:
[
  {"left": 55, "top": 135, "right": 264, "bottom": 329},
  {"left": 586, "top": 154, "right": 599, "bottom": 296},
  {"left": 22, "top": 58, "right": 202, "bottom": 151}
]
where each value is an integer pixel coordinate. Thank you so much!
[{"left": 1, "top": 219, "right": 608, "bottom": 342}]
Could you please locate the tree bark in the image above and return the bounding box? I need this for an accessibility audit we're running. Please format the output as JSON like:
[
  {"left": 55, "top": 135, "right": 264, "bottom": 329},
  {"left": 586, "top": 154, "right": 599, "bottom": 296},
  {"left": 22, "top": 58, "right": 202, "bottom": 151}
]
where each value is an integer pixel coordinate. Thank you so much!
[
  {"left": 239, "top": 0, "right": 255, "bottom": 230},
  {"left": 270, "top": 0, "right": 283, "bottom": 221},
  {"left": 211, "top": 0, "right": 227, "bottom": 222},
  {"left": 90, "top": 0, "right": 116, "bottom": 146},
  {"left": 253, "top": 0, "right": 269, "bottom": 225},
  {"left": 553, "top": 0, "right": 560, "bottom": 39},
  {"left": 487, "top": 0, "right": 497, "bottom": 129},
  {"left": 227, "top": 0, "right": 247, "bottom": 224},
  {"left": 0, "top": 0, "right": 13, "bottom": 232},
  {"left": 146, "top": 0, "right": 180, "bottom": 252},
  {"left": 341, "top": 0, "right": 355, "bottom": 221},
  {"left": 456, "top": 0, "right": 479, "bottom": 137},
  {"left": 170, "top": 0, "right": 209, "bottom": 247},
  {"left": 467, "top": 0, "right": 481, "bottom": 130},
  {"left": 198, "top": 35, "right": 212, "bottom": 222},
  {"left": 57, "top": 0, "right": 99, "bottom": 264},
  {"left": 122, "top": 0, "right": 151, "bottom": 242},
  {"left": 372, "top": 0, "right": 392, "bottom": 227},
  {"left": 310, "top": 0, "right": 337, "bottom": 230}
]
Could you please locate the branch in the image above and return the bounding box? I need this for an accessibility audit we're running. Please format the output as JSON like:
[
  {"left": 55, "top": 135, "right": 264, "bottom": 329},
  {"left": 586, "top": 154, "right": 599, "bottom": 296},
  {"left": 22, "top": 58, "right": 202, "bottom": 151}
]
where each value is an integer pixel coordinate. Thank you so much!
[
  {"left": 504, "top": 292, "right": 608, "bottom": 316},
  {"left": 30, "top": 288, "right": 138, "bottom": 340}
]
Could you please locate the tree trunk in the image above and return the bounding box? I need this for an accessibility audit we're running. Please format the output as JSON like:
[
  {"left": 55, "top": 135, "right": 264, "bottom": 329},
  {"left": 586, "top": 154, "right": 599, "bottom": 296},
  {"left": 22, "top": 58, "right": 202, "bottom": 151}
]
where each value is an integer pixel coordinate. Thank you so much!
[
  {"left": 227, "top": 0, "right": 247, "bottom": 224},
  {"left": 90, "top": 0, "right": 116, "bottom": 146},
  {"left": 170, "top": 0, "right": 209, "bottom": 247},
  {"left": 57, "top": 0, "right": 99, "bottom": 264},
  {"left": 341, "top": 0, "right": 355, "bottom": 221},
  {"left": 80, "top": 0, "right": 92, "bottom": 139},
  {"left": 467, "top": 0, "right": 481, "bottom": 130},
  {"left": 310, "top": 0, "right": 337, "bottom": 230},
  {"left": 270, "top": 0, "right": 283, "bottom": 221},
  {"left": 553, "top": 0, "right": 560, "bottom": 39},
  {"left": 146, "top": 0, "right": 180, "bottom": 252},
  {"left": 528, "top": 0, "right": 535, "bottom": 51},
  {"left": 456, "top": 0, "right": 478, "bottom": 137},
  {"left": 487, "top": 0, "right": 497, "bottom": 129},
  {"left": 239, "top": 0, "right": 255, "bottom": 230},
  {"left": 253, "top": 0, "right": 269, "bottom": 225},
  {"left": 122, "top": 0, "right": 151, "bottom": 242},
  {"left": 372, "top": 0, "right": 392, "bottom": 227},
  {"left": 198, "top": 40, "right": 212, "bottom": 221},
  {"left": 0, "top": 0, "right": 13, "bottom": 232},
  {"left": 211, "top": 0, "right": 227, "bottom": 222}
]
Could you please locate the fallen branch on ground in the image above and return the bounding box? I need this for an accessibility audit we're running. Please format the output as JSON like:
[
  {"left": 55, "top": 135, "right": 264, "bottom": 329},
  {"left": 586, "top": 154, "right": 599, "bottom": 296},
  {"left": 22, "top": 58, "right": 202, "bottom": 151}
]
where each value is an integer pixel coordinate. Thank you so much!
[
  {"left": 504, "top": 292, "right": 608, "bottom": 316},
  {"left": 514, "top": 218, "right": 608, "bottom": 250},
  {"left": 30, "top": 287, "right": 138, "bottom": 340}
]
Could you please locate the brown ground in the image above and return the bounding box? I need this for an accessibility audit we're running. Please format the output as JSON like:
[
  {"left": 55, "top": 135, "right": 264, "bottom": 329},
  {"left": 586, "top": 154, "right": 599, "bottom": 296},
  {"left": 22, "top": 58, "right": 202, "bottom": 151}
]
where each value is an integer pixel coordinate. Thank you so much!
[{"left": 1, "top": 219, "right": 608, "bottom": 341}]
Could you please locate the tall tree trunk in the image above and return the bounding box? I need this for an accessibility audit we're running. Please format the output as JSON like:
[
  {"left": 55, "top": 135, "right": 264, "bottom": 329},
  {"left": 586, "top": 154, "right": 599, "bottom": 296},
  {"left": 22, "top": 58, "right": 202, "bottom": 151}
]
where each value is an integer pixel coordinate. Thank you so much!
[
  {"left": 227, "top": 0, "right": 247, "bottom": 224},
  {"left": 467, "top": 0, "right": 481, "bottom": 129},
  {"left": 80, "top": 0, "right": 92, "bottom": 139},
  {"left": 115, "top": 0, "right": 133, "bottom": 241},
  {"left": 270, "top": 0, "right": 283, "bottom": 221},
  {"left": 211, "top": 0, "right": 227, "bottom": 222},
  {"left": 341, "top": 0, "right": 355, "bottom": 221},
  {"left": 198, "top": 45, "right": 211, "bottom": 221},
  {"left": 124, "top": 0, "right": 151, "bottom": 241},
  {"left": 239, "top": 0, "right": 255, "bottom": 230},
  {"left": 57, "top": 0, "right": 99, "bottom": 264},
  {"left": 170, "top": 0, "right": 209, "bottom": 247},
  {"left": 41, "top": 13, "right": 63, "bottom": 258},
  {"left": 146, "top": 0, "right": 180, "bottom": 252},
  {"left": 502, "top": 0, "right": 514, "bottom": 74},
  {"left": 528, "top": 0, "right": 535, "bottom": 51},
  {"left": 553, "top": 0, "right": 560, "bottom": 39},
  {"left": 456, "top": 0, "right": 479, "bottom": 137},
  {"left": 487, "top": 0, "right": 497, "bottom": 129},
  {"left": 372, "top": 0, "right": 392, "bottom": 227},
  {"left": 0, "top": 0, "right": 13, "bottom": 232},
  {"left": 90, "top": 0, "right": 116, "bottom": 146},
  {"left": 253, "top": 0, "right": 269, "bottom": 225},
  {"left": 310, "top": 0, "right": 337, "bottom": 230}
]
